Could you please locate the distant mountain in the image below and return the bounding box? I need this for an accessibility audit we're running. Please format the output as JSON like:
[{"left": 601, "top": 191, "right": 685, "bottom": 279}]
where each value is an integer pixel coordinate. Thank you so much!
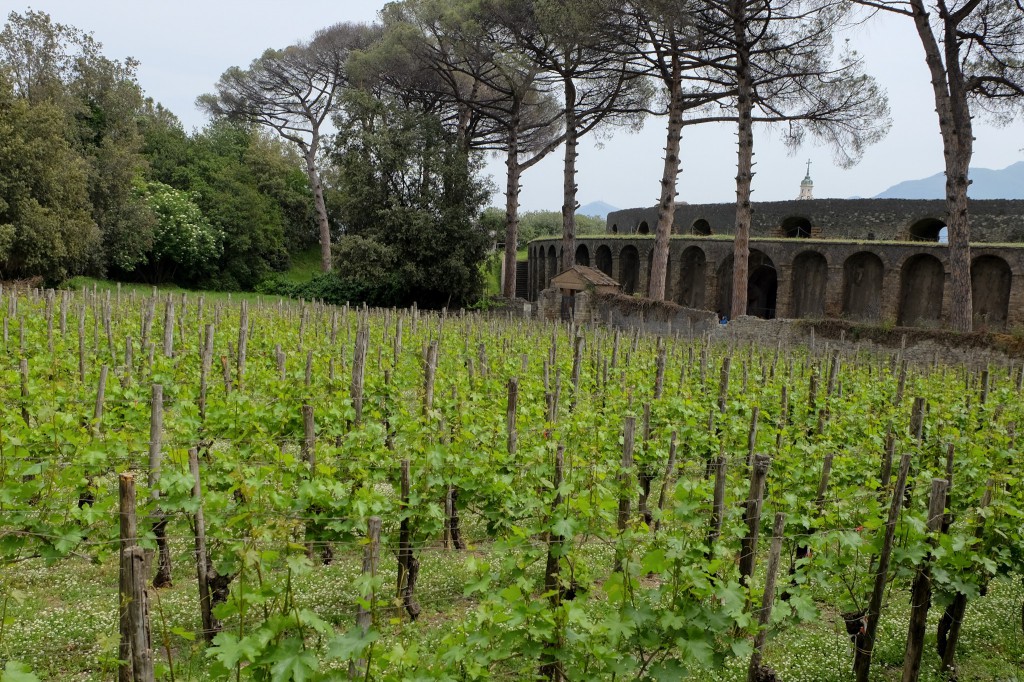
[
  {"left": 577, "top": 201, "right": 619, "bottom": 219},
  {"left": 874, "top": 161, "right": 1024, "bottom": 200}
]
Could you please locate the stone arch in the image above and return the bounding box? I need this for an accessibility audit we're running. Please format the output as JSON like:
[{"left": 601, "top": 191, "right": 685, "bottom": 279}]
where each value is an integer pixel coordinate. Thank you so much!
[
  {"left": 791, "top": 251, "right": 828, "bottom": 318},
  {"left": 611, "top": 224, "right": 618, "bottom": 234},
  {"left": 692, "top": 219, "right": 712, "bottom": 236},
  {"left": 716, "top": 250, "right": 777, "bottom": 319},
  {"left": 908, "top": 218, "right": 946, "bottom": 242},
  {"left": 638, "top": 221, "right": 650, "bottom": 235},
  {"left": 619, "top": 245, "right": 640, "bottom": 294},
  {"left": 898, "top": 253, "right": 944, "bottom": 327},
  {"left": 575, "top": 243, "right": 590, "bottom": 267},
  {"left": 546, "top": 245, "right": 558, "bottom": 288},
  {"left": 971, "top": 255, "right": 1011, "bottom": 330},
  {"left": 595, "top": 245, "right": 613, "bottom": 276},
  {"left": 676, "top": 246, "right": 707, "bottom": 309},
  {"left": 782, "top": 216, "right": 812, "bottom": 238},
  {"left": 842, "top": 251, "right": 884, "bottom": 321}
]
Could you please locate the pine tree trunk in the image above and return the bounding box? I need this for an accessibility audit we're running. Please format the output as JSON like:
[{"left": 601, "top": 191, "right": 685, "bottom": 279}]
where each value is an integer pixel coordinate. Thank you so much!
[
  {"left": 503, "top": 125, "right": 522, "bottom": 300},
  {"left": 303, "top": 143, "right": 333, "bottom": 273},
  {"left": 909, "top": 0, "right": 973, "bottom": 331},
  {"left": 649, "top": 68, "right": 684, "bottom": 302},
  {"left": 561, "top": 79, "right": 578, "bottom": 272},
  {"left": 731, "top": 6, "right": 755, "bottom": 320}
]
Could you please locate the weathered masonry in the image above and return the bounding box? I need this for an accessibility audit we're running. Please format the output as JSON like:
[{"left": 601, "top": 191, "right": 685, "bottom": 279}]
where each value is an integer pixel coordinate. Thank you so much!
[
  {"left": 606, "top": 198, "right": 1024, "bottom": 242},
  {"left": 527, "top": 198, "right": 1024, "bottom": 329},
  {"left": 527, "top": 236, "right": 1024, "bottom": 330}
]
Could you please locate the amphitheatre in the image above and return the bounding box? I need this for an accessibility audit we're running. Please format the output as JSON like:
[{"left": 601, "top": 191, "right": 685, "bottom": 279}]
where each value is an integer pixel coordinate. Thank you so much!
[{"left": 526, "top": 194, "right": 1024, "bottom": 331}]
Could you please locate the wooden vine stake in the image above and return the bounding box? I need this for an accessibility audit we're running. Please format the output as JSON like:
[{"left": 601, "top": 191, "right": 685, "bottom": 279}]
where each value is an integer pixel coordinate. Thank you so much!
[
  {"left": 507, "top": 378, "right": 518, "bottom": 457},
  {"left": 162, "top": 300, "right": 174, "bottom": 358},
  {"left": 653, "top": 431, "right": 678, "bottom": 532},
  {"left": 148, "top": 383, "right": 173, "bottom": 588},
  {"left": 397, "top": 460, "right": 421, "bottom": 620},
  {"left": 188, "top": 448, "right": 217, "bottom": 641},
  {"left": 423, "top": 340, "right": 438, "bottom": 414},
  {"left": 351, "top": 516, "right": 382, "bottom": 679},
  {"left": 540, "top": 445, "right": 566, "bottom": 682},
  {"left": 718, "top": 356, "right": 731, "bottom": 413},
  {"left": 747, "top": 512, "right": 787, "bottom": 682},
  {"left": 853, "top": 452, "right": 913, "bottom": 681},
  {"left": 119, "top": 473, "right": 154, "bottom": 682},
  {"left": 706, "top": 454, "right": 728, "bottom": 556},
  {"left": 901, "top": 478, "right": 949, "bottom": 682},
  {"left": 637, "top": 403, "right": 655, "bottom": 528},
  {"left": 937, "top": 481, "right": 993, "bottom": 677},
  {"left": 739, "top": 454, "right": 771, "bottom": 586},
  {"left": 614, "top": 416, "right": 636, "bottom": 573},
  {"left": 236, "top": 301, "right": 248, "bottom": 389},
  {"left": 351, "top": 323, "right": 369, "bottom": 425}
]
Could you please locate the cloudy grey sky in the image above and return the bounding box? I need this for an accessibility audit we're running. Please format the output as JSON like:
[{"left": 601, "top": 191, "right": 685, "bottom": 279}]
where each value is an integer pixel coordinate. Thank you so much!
[{"left": 12, "top": 1, "right": 1024, "bottom": 211}]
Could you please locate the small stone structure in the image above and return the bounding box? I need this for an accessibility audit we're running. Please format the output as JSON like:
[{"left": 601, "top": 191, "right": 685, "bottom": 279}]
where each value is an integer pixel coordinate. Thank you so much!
[
  {"left": 550, "top": 265, "right": 621, "bottom": 295},
  {"left": 536, "top": 265, "right": 620, "bottom": 323}
]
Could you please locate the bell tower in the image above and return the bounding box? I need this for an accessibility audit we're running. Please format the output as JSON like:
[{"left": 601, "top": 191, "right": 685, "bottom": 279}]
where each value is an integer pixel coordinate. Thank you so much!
[{"left": 798, "top": 159, "right": 814, "bottom": 200}]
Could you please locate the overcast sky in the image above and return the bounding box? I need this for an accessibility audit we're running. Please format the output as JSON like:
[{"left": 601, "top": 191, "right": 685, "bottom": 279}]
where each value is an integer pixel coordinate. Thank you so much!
[{"left": 12, "top": 1, "right": 1024, "bottom": 211}]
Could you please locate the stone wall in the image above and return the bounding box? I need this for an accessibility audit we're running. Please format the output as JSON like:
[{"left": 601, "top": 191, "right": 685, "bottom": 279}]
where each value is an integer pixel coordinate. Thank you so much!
[
  {"left": 584, "top": 297, "right": 1023, "bottom": 369},
  {"left": 528, "top": 235, "right": 1024, "bottom": 331},
  {"left": 535, "top": 288, "right": 600, "bottom": 324},
  {"left": 591, "top": 292, "right": 719, "bottom": 336},
  {"left": 606, "top": 198, "right": 1024, "bottom": 243}
]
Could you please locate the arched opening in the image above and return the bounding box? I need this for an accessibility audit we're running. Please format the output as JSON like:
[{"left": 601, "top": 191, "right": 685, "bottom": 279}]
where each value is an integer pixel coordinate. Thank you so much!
[
  {"left": 971, "top": 255, "right": 1011, "bottom": 330},
  {"left": 782, "top": 216, "right": 812, "bottom": 238},
  {"left": 595, "top": 245, "right": 613, "bottom": 276},
  {"left": 676, "top": 246, "right": 707, "bottom": 309},
  {"left": 898, "top": 254, "right": 944, "bottom": 327},
  {"left": 546, "top": 245, "right": 558, "bottom": 288},
  {"left": 536, "top": 247, "right": 546, "bottom": 295},
  {"left": 619, "top": 246, "right": 640, "bottom": 294},
  {"left": 842, "top": 252, "right": 884, "bottom": 321},
  {"left": 692, "top": 219, "right": 712, "bottom": 236},
  {"left": 748, "top": 255, "right": 779, "bottom": 319},
  {"left": 908, "top": 218, "right": 946, "bottom": 242},
  {"left": 646, "top": 249, "right": 654, "bottom": 294},
  {"left": 791, "top": 251, "right": 828, "bottom": 318},
  {"left": 611, "top": 224, "right": 618, "bottom": 234},
  {"left": 575, "top": 244, "right": 590, "bottom": 267},
  {"left": 638, "top": 221, "right": 650, "bottom": 235},
  {"left": 716, "top": 250, "right": 777, "bottom": 319}
]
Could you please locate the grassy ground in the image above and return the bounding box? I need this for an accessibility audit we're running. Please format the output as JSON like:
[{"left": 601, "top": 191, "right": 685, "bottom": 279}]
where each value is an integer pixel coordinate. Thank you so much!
[
  {"left": 62, "top": 246, "right": 326, "bottom": 304},
  {"left": 3, "top": 523, "right": 1022, "bottom": 681},
  {"left": 276, "top": 247, "right": 324, "bottom": 285},
  {"left": 62, "top": 277, "right": 269, "bottom": 304}
]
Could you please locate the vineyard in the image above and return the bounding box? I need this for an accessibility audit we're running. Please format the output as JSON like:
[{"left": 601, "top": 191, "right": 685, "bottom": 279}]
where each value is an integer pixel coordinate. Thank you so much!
[{"left": 0, "top": 285, "right": 1023, "bottom": 682}]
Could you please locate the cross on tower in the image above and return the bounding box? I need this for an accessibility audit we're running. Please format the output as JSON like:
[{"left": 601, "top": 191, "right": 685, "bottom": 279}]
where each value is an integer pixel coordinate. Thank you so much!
[{"left": 806, "top": 159, "right": 812, "bottom": 177}]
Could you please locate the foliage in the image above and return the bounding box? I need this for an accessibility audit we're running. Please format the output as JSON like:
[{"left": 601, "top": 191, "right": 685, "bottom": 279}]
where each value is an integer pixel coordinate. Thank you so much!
[
  {"left": 328, "top": 90, "right": 493, "bottom": 307},
  {"left": 137, "top": 180, "right": 223, "bottom": 282},
  {"left": 1, "top": 287, "right": 1024, "bottom": 680},
  {"left": 178, "top": 123, "right": 298, "bottom": 290},
  {"left": 0, "top": 72, "right": 100, "bottom": 282},
  {"left": 518, "top": 210, "right": 605, "bottom": 245}
]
